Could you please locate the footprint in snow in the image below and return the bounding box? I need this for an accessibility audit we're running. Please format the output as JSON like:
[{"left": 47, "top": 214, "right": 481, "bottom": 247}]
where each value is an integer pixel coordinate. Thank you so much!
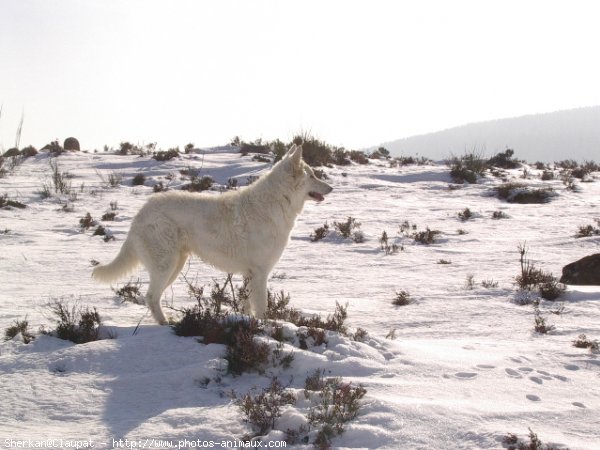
[
  {"left": 535, "top": 370, "right": 553, "bottom": 380},
  {"left": 518, "top": 367, "right": 533, "bottom": 373},
  {"left": 526, "top": 394, "right": 541, "bottom": 402},
  {"left": 564, "top": 364, "right": 580, "bottom": 371},
  {"left": 475, "top": 364, "right": 495, "bottom": 370},
  {"left": 553, "top": 374, "right": 568, "bottom": 382},
  {"left": 529, "top": 376, "right": 543, "bottom": 385},
  {"left": 454, "top": 372, "right": 478, "bottom": 380},
  {"left": 572, "top": 402, "right": 586, "bottom": 408},
  {"left": 505, "top": 368, "right": 522, "bottom": 378}
]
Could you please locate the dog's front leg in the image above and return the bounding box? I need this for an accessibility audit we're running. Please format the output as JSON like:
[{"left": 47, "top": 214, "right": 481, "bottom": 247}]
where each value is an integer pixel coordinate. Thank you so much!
[{"left": 247, "top": 270, "right": 268, "bottom": 319}]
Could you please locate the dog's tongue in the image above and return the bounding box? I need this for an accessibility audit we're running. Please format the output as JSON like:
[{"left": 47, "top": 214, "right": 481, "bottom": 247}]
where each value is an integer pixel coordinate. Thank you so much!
[{"left": 310, "top": 192, "right": 324, "bottom": 202}]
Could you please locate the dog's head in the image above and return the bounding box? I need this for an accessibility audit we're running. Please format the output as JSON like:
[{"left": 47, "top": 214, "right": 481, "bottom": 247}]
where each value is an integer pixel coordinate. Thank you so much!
[{"left": 283, "top": 144, "right": 333, "bottom": 202}]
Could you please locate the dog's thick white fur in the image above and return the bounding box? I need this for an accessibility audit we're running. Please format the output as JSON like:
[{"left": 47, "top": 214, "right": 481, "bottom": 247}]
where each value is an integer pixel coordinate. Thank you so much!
[{"left": 93, "top": 144, "right": 333, "bottom": 324}]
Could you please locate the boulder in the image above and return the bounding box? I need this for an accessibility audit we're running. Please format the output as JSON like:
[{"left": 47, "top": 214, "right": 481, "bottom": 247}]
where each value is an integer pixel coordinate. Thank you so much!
[
  {"left": 64, "top": 137, "right": 80, "bottom": 151},
  {"left": 560, "top": 254, "right": 600, "bottom": 285}
]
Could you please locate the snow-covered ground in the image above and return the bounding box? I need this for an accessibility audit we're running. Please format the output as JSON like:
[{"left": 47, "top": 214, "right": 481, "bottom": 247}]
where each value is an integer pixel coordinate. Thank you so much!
[{"left": 1, "top": 149, "right": 599, "bottom": 449}]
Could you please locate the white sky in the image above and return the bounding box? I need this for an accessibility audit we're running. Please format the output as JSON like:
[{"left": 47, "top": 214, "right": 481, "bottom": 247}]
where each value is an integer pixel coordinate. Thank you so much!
[{"left": 1, "top": 0, "right": 599, "bottom": 151}]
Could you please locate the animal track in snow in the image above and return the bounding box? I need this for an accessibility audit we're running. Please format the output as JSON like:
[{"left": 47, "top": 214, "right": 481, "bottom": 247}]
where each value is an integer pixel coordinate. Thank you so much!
[
  {"left": 572, "top": 402, "right": 586, "bottom": 408},
  {"left": 526, "top": 394, "right": 541, "bottom": 402},
  {"left": 475, "top": 364, "right": 495, "bottom": 370},
  {"left": 505, "top": 368, "right": 522, "bottom": 378},
  {"left": 454, "top": 372, "right": 478, "bottom": 380},
  {"left": 529, "top": 376, "right": 543, "bottom": 384}
]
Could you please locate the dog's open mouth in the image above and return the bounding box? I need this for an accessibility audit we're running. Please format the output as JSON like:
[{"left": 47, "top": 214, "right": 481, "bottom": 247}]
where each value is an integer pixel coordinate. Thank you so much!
[{"left": 309, "top": 191, "right": 325, "bottom": 202}]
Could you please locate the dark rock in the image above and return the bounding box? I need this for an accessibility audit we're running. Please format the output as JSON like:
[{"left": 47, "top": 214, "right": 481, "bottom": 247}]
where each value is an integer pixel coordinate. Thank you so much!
[
  {"left": 64, "top": 137, "right": 80, "bottom": 151},
  {"left": 560, "top": 254, "right": 600, "bottom": 285}
]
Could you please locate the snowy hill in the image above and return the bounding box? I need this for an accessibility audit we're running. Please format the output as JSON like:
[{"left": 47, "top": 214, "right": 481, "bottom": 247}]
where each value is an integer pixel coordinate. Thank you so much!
[
  {"left": 1, "top": 148, "right": 600, "bottom": 449},
  {"left": 379, "top": 106, "right": 600, "bottom": 163}
]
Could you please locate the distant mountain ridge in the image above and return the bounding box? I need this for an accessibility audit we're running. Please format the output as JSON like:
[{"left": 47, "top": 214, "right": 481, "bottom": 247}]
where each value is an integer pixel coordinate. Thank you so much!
[{"left": 380, "top": 106, "right": 600, "bottom": 163}]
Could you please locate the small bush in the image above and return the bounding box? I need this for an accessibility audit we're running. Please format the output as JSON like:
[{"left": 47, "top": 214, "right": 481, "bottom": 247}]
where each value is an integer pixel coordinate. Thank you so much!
[
  {"left": 49, "top": 159, "right": 72, "bottom": 195},
  {"left": 503, "top": 428, "right": 566, "bottom": 450},
  {"left": 183, "top": 175, "right": 213, "bottom": 192},
  {"left": 252, "top": 154, "right": 270, "bottom": 163},
  {"left": 464, "top": 274, "right": 475, "bottom": 290},
  {"left": 492, "top": 210, "right": 509, "bottom": 219},
  {"left": 533, "top": 302, "right": 555, "bottom": 334},
  {"left": 0, "top": 194, "right": 26, "bottom": 209},
  {"left": 353, "top": 327, "right": 368, "bottom": 342},
  {"left": 332, "top": 148, "right": 351, "bottom": 166},
  {"left": 294, "top": 135, "right": 333, "bottom": 167},
  {"left": 311, "top": 222, "right": 330, "bottom": 242},
  {"left": 170, "top": 277, "right": 269, "bottom": 375},
  {"left": 102, "top": 171, "right": 122, "bottom": 187},
  {"left": 93, "top": 225, "right": 106, "bottom": 236},
  {"left": 4, "top": 318, "right": 35, "bottom": 344},
  {"left": 308, "top": 377, "right": 367, "bottom": 449},
  {"left": 481, "top": 279, "right": 499, "bottom": 288},
  {"left": 539, "top": 278, "right": 566, "bottom": 301},
  {"left": 152, "top": 181, "right": 167, "bottom": 192},
  {"left": 79, "top": 212, "right": 97, "bottom": 230},
  {"left": 44, "top": 299, "right": 103, "bottom": 344},
  {"left": 101, "top": 212, "right": 116, "bottom": 221},
  {"left": 575, "top": 220, "right": 600, "bottom": 238},
  {"left": 561, "top": 171, "right": 577, "bottom": 191},
  {"left": 379, "top": 230, "right": 400, "bottom": 254},
  {"left": 237, "top": 378, "right": 297, "bottom": 438},
  {"left": 437, "top": 259, "right": 452, "bottom": 264},
  {"left": 42, "top": 140, "right": 64, "bottom": 155},
  {"left": 265, "top": 292, "right": 348, "bottom": 336},
  {"left": 333, "top": 217, "right": 364, "bottom": 243},
  {"left": 226, "top": 319, "right": 271, "bottom": 375},
  {"left": 118, "top": 142, "right": 134, "bottom": 155},
  {"left": 20, "top": 145, "right": 38, "bottom": 158},
  {"left": 516, "top": 244, "right": 564, "bottom": 300},
  {"left": 487, "top": 149, "right": 519, "bottom": 169},
  {"left": 496, "top": 183, "right": 555, "bottom": 204},
  {"left": 572, "top": 334, "right": 599, "bottom": 352},
  {"left": 227, "top": 178, "right": 238, "bottom": 190},
  {"left": 113, "top": 279, "right": 143, "bottom": 303},
  {"left": 348, "top": 150, "right": 369, "bottom": 165},
  {"left": 153, "top": 147, "right": 180, "bottom": 161},
  {"left": 571, "top": 166, "right": 590, "bottom": 180},
  {"left": 392, "top": 290, "right": 410, "bottom": 306},
  {"left": 447, "top": 151, "right": 487, "bottom": 184},
  {"left": 457, "top": 208, "right": 473, "bottom": 221},
  {"left": 541, "top": 170, "right": 555, "bottom": 181},
  {"left": 132, "top": 173, "right": 146, "bottom": 186},
  {"left": 412, "top": 227, "right": 441, "bottom": 245}
]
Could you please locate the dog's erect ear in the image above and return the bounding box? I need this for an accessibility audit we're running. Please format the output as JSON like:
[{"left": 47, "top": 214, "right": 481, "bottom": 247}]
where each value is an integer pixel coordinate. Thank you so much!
[
  {"left": 289, "top": 144, "right": 303, "bottom": 167},
  {"left": 284, "top": 144, "right": 297, "bottom": 159}
]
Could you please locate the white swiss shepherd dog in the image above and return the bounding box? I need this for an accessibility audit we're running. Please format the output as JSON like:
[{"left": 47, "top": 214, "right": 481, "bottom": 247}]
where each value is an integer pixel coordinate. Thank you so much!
[{"left": 93, "top": 144, "right": 333, "bottom": 324}]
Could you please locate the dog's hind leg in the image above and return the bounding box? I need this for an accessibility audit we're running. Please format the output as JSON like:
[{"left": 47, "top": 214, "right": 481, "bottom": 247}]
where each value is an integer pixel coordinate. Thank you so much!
[
  {"left": 166, "top": 252, "right": 189, "bottom": 287},
  {"left": 145, "top": 269, "right": 172, "bottom": 325},
  {"left": 136, "top": 221, "right": 184, "bottom": 325}
]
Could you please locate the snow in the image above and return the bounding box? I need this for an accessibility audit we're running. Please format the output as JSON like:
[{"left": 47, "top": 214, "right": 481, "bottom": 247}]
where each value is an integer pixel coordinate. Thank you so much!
[{"left": 1, "top": 149, "right": 600, "bottom": 449}]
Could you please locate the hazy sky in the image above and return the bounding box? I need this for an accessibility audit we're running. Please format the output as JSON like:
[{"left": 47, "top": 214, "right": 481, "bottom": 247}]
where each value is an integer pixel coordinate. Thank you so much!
[{"left": 1, "top": 0, "right": 599, "bottom": 151}]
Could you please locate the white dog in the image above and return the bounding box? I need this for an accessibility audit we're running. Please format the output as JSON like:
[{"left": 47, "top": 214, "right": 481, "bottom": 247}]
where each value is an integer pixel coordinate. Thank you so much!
[{"left": 93, "top": 144, "right": 333, "bottom": 324}]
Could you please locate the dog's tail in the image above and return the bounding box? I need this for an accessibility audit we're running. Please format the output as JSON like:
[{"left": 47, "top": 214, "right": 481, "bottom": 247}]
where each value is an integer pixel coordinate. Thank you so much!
[{"left": 92, "top": 239, "right": 139, "bottom": 283}]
